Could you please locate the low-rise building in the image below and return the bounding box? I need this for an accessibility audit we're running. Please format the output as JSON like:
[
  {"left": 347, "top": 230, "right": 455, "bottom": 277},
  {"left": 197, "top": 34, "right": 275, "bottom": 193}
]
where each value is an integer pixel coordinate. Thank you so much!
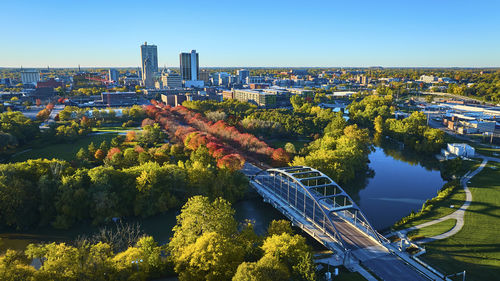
[
  {"left": 37, "top": 78, "right": 63, "bottom": 89},
  {"left": 442, "top": 143, "right": 475, "bottom": 159},
  {"left": 232, "top": 89, "right": 276, "bottom": 107},
  {"left": 100, "top": 92, "right": 139, "bottom": 106},
  {"left": 161, "top": 70, "right": 182, "bottom": 89}
]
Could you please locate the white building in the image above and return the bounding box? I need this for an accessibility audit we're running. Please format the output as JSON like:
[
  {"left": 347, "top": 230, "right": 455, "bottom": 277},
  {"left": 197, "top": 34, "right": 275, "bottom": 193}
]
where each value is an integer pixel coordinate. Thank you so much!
[
  {"left": 21, "top": 70, "right": 40, "bottom": 85},
  {"left": 444, "top": 143, "right": 475, "bottom": 158},
  {"left": 246, "top": 76, "right": 265, "bottom": 84},
  {"left": 237, "top": 69, "right": 250, "bottom": 84},
  {"left": 161, "top": 70, "right": 182, "bottom": 89},
  {"left": 420, "top": 75, "right": 438, "bottom": 83}
]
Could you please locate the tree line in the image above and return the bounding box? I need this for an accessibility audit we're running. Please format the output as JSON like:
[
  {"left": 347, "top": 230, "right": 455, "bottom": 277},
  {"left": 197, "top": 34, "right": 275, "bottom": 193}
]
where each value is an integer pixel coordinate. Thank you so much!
[{"left": 0, "top": 196, "right": 316, "bottom": 281}]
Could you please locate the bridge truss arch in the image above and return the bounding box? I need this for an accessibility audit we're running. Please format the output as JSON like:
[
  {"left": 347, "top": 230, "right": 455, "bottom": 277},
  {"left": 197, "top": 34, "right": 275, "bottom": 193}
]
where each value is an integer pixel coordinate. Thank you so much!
[{"left": 253, "top": 166, "right": 386, "bottom": 250}]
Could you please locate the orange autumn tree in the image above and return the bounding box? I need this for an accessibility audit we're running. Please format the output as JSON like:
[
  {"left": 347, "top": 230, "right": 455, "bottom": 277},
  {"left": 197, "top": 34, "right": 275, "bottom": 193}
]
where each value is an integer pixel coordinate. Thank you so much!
[{"left": 217, "top": 154, "right": 245, "bottom": 171}]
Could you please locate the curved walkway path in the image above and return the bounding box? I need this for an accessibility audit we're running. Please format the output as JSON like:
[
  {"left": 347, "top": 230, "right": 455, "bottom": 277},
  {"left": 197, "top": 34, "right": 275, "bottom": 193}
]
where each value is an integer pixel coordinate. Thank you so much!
[{"left": 400, "top": 158, "right": 488, "bottom": 243}]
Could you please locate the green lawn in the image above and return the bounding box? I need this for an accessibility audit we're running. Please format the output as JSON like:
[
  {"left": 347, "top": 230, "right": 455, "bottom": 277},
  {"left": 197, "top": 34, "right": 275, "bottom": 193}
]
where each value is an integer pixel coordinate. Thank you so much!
[
  {"left": 420, "top": 162, "right": 500, "bottom": 280},
  {"left": 474, "top": 145, "right": 500, "bottom": 158},
  {"left": 10, "top": 133, "right": 118, "bottom": 162},
  {"left": 407, "top": 219, "right": 456, "bottom": 240}
]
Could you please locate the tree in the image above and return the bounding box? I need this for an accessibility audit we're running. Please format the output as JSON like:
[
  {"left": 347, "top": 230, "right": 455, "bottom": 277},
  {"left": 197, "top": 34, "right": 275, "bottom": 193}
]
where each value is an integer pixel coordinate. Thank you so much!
[
  {"left": 271, "top": 148, "right": 290, "bottom": 166},
  {"left": 126, "top": 131, "right": 136, "bottom": 142},
  {"left": 374, "top": 115, "right": 384, "bottom": 134},
  {"left": 284, "top": 142, "right": 296, "bottom": 154},
  {"left": 217, "top": 154, "right": 245, "bottom": 171},
  {"left": 94, "top": 149, "right": 106, "bottom": 162},
  {"left": 0, "top": 250, "right": 36, "bottom": 280},
  {"left": 261, "top": 233, "right": 316, "bottom": 281},
  {"left": 233, "top": 256, "right": 290, "bottom": 281},
  {"left": 267, "top": 220, "right": 294, "bottom": 237},
  {"left": 175, "top": 232, "right": 244, "bottom": 281},
  {"left": 76, "top": 147, "right": 89, "bottom": 163}
]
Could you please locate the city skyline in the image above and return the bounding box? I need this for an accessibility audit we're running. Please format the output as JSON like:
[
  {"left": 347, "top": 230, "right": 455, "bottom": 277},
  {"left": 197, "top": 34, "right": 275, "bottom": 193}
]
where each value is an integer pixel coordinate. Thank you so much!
[{"left": 1, "top": 0, "right": 499, "bottom": 68}]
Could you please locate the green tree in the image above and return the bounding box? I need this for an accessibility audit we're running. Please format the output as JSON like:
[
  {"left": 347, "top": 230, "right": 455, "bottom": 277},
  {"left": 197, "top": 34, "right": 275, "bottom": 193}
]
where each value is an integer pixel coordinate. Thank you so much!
[{"left": 175, "top": 232, "right": 244, "bottom": 281}]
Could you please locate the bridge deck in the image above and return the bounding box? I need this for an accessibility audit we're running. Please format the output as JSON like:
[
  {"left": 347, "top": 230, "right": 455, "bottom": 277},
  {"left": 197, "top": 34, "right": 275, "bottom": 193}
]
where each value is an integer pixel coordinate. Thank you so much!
[{"left": 242, "top": 163, "right": 430, "bottom": 281}]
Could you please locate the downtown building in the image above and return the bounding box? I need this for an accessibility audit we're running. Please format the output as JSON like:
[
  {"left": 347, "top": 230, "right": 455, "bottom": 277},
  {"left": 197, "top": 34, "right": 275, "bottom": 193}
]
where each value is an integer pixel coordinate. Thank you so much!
[
  {"left": 179, "top": 50, "right": 204, "bottom": 88},
  {"left": 140, "top": 42, "right": 158, "bottom": 88},
  {"left": 160, "top": 69, "right": 182, "bottom": 89},
  {"left": 108, "top": 69, "right": 119, "bottom": 83},
  {"left": 21, "top": 69, "right": 40, "bottom": 86}
]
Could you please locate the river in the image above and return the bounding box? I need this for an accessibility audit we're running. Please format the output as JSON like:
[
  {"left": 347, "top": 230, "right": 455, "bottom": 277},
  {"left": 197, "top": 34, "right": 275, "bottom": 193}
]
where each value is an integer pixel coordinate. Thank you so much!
[{"left": 0, "top": 140, "right": 445, "bottom": 251}]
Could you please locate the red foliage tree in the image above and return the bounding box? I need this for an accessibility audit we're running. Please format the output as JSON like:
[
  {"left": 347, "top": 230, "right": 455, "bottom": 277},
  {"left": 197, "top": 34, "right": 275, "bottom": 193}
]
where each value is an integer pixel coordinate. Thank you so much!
[
  {"left": 107, "top": 147, "right": 121, "bottom": 159},
  {"left": 217, "top": 154, "right": 245, "bottom": 171},
  {"left": 271, "top": 148, "right": 290, "bottom": 166},
  {"left": 126, "top": 131, "right": 136, "bottom": 142},
  {"left": 141, "top": 118, "right": 155, "bottom": 127}
]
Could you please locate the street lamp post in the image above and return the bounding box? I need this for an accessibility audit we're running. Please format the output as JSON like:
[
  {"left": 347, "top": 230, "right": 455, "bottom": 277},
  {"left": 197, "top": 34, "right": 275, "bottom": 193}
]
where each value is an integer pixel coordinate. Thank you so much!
[{"left": 131, "top": 259, "right": 144, "bottom": 271}]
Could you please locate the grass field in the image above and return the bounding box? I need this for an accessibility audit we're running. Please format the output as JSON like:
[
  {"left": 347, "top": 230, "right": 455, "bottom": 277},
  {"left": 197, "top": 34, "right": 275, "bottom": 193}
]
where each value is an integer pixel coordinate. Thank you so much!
[
  {"left": 407, "top": 219, "right": 457, "bottom": 240},
  {"left": 420, "top": 161, "right": 500, "bottom": 280},
  {"left": 10, "top": 133, "right": 118, "bottom": 162}
]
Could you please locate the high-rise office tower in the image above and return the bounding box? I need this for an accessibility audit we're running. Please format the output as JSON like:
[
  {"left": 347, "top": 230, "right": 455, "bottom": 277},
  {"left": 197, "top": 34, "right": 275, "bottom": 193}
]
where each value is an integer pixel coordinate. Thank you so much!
[
  {"left": 179, "top": 50, "right": 199, "bottom": 81},
  {"left": 108, "top": 68, "right": 119, "bottom": 83},
  {"left": 140, "top": 42, "right": 158, "bottom": 88}
]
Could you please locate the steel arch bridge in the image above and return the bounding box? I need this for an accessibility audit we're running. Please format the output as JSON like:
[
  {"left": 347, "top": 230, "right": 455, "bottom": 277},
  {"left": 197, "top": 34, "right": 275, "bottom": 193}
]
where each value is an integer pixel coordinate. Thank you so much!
[{"left": 251, "top": 166, "right": 388, "bottom": 251}]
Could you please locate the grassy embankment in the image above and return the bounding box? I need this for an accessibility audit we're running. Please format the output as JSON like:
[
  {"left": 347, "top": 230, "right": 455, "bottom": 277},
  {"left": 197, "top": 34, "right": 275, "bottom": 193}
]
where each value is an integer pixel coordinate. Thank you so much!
[{"left": 419, "top": 161, "right": 500, "bottom": 280}]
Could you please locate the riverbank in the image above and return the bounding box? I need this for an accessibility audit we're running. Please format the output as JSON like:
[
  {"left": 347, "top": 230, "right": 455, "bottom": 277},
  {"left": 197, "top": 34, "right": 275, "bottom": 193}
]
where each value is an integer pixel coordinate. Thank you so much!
[{"left": 417, "top": 161, "right": 500, "bottom": 280}]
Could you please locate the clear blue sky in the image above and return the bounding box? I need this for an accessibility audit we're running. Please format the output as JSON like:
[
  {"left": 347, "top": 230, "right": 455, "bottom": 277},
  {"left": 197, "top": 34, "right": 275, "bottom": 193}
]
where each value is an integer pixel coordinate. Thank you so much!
[{"left": 1, "top": 0, "right": 499, "bottom": 67}]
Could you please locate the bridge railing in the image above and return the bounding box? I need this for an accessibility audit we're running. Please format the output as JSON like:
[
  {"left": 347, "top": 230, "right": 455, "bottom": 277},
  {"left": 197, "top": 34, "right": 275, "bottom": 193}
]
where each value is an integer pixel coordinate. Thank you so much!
[{"left": 253, "top": 167, "right": 389, "bottom": 246}]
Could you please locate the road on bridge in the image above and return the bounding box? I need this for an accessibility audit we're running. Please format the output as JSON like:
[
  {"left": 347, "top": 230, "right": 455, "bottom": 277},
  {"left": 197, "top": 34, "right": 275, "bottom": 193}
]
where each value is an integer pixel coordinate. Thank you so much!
[{"left": 242, "top": 163, "right": 431, "bottom": 281}]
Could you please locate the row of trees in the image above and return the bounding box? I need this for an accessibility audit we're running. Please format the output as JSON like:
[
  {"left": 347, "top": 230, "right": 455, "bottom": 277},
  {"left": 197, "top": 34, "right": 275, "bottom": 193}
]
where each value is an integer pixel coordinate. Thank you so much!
[
  {"left": 0, "top": 196, "right": 316, "bottom": 281},
  {"left": 349, "top": 94, "right": 445, "bottom": 154},
  {"left": 57, "top": 105, "right": 146, "bottom": 124},
  {"left": 382, "top": 112, "right": 445, "bottom": 153},
  {"left": 0, "top": 235, "right": 169, "bottom": 281},
  {"left": 147, "top": 102, "right": 290, "bottom": 167},
  {"left": 242, "top": 109, "right": 327, "bottom": 138},
  {"left": 0, "top": 141, "right": 248, "bottom": 230}
]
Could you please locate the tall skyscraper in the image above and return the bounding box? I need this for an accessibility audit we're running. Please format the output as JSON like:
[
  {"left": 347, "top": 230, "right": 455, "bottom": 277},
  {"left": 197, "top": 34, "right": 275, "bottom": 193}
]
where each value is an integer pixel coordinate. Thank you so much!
[
  {"left": 140, "top": 42, "right": 158, "bottom": 88},
  {"left": 179, "top": 50, "right": 199, "bottom": 81},
  {"left": 108, "top": 68, "right": 119, "bottom": 83}
]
